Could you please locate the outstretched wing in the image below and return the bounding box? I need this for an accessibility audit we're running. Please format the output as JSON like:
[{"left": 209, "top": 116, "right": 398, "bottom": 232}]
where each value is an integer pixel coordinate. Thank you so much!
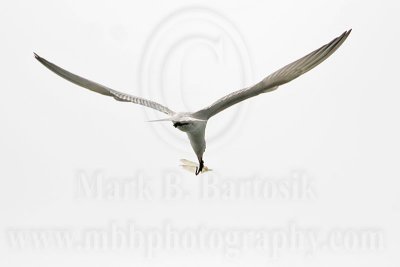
[
  {"left": 193, "top": 29, "right": 351, "bottom": 119},
  {"left": 34, "top": 53, "right": 174, "bottom": 115}
]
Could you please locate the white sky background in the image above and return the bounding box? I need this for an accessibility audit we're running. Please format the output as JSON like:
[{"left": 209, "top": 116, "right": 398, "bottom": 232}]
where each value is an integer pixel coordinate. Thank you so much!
[{"left": 0, "top": 0, "right": 399, "bottom": 266}]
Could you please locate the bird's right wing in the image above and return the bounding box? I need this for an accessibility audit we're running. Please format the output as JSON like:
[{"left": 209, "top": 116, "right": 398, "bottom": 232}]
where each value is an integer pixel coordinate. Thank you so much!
[
  {"left": 34, "top": 53, "right": 175, "bottom": 115},
  {"left": 193, "top": 29, "right": 351, "bottom": 119}
]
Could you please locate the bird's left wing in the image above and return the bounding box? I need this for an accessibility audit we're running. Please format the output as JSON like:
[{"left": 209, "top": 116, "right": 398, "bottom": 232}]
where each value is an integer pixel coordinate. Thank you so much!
[
  {"left": 193, "top": 29, "right": 351, "bottom": 119},
  {"left": 34, "top": 53, "right": 175, "bottom": 115}
]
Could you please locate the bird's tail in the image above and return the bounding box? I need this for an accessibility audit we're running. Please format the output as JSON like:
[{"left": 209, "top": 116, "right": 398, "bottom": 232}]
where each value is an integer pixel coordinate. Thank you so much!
[
  {"left": 147, "top": 117, "right": 207, "bottom": 123},
  {"left": 147, "top": 118, "right": 173, "bottom": 122}
]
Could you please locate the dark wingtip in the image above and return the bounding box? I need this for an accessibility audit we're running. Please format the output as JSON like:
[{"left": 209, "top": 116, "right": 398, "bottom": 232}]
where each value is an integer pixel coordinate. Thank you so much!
[
  {"left": 33, "top": 52, "right": 40, "bottom": 59},
  {"left": 336, "top": 29, "right": 351, "bottom": 43}
]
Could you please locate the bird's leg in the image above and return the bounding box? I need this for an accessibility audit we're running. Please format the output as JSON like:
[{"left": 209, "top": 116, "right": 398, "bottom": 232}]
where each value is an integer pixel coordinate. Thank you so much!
[{"left": 195, "top": 158, "right": 204, "bottom": 175}]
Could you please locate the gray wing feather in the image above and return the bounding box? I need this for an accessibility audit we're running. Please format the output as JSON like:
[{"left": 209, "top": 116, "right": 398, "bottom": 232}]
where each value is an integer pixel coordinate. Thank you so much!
[
  {"left": 194, "top": 30, "right": 351, "bottom": 119},
  {"left": 34, "top": 54, "right": 174, "bottom": 115}
]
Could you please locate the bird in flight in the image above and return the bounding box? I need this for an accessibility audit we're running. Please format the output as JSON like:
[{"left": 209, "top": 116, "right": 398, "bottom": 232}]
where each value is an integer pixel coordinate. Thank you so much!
[{"left": 34, "top": 29, "right": 351, "bottom": 175}]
